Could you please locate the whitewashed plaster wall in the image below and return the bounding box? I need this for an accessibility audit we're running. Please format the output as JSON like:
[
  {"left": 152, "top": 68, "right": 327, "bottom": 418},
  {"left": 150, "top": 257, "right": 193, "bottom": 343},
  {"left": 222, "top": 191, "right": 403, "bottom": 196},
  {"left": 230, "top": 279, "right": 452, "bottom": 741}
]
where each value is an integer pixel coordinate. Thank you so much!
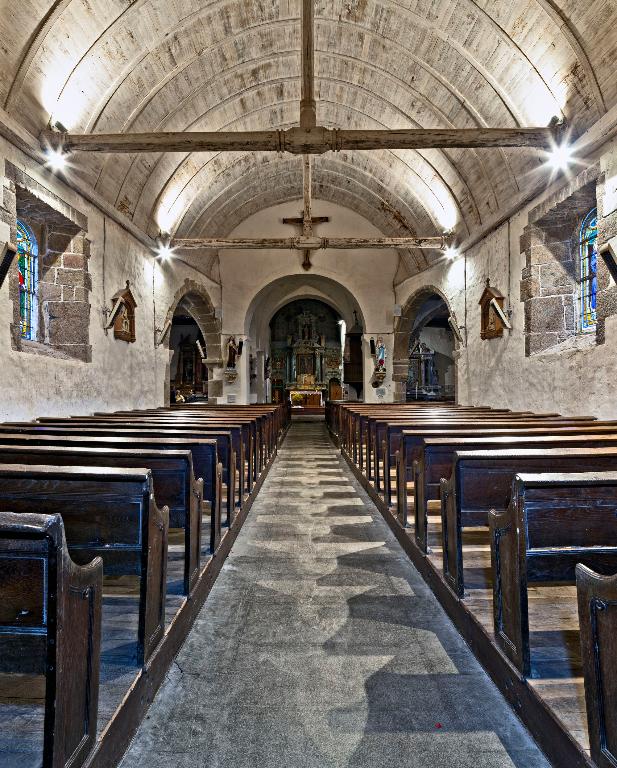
[
  {"left": 217, "top": 200, "right": 399, "bottom": 403},
  {"left": 395, "top": 141, "right": 617, "bottom": 421},
  {"left": 0, "top": 136, "right": 220, "bottom": 421}
]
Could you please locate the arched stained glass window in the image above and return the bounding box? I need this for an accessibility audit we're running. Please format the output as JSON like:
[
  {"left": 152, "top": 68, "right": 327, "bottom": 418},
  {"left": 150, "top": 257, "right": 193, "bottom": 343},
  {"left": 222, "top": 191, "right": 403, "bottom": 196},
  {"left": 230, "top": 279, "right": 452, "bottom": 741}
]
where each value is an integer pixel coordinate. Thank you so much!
[
  {"left": 16, "top": 220, "right": 38, "bottom": 340},
  {"left": 579, "top": 208, "right": 598, "bottom": 332}
]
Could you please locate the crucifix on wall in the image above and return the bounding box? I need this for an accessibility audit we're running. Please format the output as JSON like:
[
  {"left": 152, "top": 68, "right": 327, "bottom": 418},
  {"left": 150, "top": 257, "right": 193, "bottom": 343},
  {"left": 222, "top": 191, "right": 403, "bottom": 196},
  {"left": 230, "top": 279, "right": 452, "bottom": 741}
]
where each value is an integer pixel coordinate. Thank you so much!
[{"left": 282, "top": 155, "right": 329, "bottom": 271}]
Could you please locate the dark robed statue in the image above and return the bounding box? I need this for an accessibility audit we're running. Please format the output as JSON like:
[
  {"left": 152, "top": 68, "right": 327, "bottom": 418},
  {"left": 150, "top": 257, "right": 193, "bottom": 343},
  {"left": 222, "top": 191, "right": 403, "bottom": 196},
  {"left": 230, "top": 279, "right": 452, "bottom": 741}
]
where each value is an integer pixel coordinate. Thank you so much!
[{"left": 226, "top": 336, "right": 239, "bottom": 368}]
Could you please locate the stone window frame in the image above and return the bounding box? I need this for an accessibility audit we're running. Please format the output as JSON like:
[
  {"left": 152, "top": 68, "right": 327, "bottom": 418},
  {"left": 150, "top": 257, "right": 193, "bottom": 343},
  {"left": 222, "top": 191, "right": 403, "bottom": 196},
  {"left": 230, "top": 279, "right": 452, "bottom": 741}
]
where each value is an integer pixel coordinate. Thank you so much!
[
  {"left": 1, "top": 162, "right": 92, "bottom": 362},
  {"left": 576, "top": 206, "right": 599, "bottom": 335},
  {"left": 519, "top": 165, "right": 603, "bottom": 356}
]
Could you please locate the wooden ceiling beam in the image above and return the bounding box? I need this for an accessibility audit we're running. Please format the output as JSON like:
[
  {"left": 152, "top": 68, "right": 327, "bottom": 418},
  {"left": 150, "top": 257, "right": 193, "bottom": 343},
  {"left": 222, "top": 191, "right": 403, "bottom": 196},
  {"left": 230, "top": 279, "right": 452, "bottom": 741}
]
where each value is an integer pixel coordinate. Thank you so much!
[
  {"left": 40, "top": 124, "right": 564, "bottom": 155},
  {"left": 300, "top": 0, "right": 316, "bottom": 130},
  {"left": 171, "top": 236, "right": 450, "bottom": 250}
]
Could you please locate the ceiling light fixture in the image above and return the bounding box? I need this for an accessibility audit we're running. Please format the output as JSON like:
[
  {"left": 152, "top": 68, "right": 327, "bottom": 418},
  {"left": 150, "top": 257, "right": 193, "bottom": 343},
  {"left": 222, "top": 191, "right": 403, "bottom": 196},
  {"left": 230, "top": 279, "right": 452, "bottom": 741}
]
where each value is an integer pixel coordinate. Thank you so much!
[
  {"left": 547, "top": 141, "right": 575, "bottom": 172},
  {"left": 45, "top": 148, "right": 68, "bottom": 172},
  {"left": 444, "top": 245, "right": 459, "bottom": 260},
  {"left": 155, "top": 236, "right": 175, "bottom": 262}
]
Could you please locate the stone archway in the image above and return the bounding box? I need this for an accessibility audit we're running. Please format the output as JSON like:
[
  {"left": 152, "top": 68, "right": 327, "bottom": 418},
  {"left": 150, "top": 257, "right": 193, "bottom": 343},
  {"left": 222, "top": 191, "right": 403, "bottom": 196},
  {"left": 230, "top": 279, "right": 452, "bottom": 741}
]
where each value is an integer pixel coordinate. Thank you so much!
[
  {"left": 392, "top": 285, "right": 460, "bottom": 402},
  {"left": 163, "top": 279, "right": 222, "bottom": 403}
]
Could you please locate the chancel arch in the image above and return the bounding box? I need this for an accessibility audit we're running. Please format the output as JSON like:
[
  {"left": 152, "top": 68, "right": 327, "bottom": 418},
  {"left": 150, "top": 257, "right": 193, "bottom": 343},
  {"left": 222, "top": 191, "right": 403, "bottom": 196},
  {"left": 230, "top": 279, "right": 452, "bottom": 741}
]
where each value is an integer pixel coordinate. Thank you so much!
[
  {"left": 243, "top": 273, "right": 367, "bottom": 405},
  {"left": 268, "top": 298, "right": 344, "bottom": 409}
]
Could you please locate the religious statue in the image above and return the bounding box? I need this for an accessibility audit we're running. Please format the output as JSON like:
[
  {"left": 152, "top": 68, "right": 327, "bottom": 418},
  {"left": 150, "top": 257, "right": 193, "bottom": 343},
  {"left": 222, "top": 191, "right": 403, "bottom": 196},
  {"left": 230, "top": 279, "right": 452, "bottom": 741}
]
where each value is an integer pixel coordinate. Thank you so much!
[
  {"left": 119, "top": 305, "right": 131, "bottom": 335},
  {"left": 376, "top": 337, "right": 386, "bottom": 369},
  {"left": 374, "top": 336, "right": 387, "bottom": 382},
  {"left": 226, "top": 336, "right": 239, "bottom": 369}
]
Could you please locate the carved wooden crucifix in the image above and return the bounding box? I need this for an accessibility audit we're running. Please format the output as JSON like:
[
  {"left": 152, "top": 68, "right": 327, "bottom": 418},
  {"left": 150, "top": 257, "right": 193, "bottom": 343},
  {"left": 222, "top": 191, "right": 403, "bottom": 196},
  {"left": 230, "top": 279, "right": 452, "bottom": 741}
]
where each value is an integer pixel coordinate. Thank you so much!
[{"left": 282, "top": 155, "right": 329, "bottom": 270}]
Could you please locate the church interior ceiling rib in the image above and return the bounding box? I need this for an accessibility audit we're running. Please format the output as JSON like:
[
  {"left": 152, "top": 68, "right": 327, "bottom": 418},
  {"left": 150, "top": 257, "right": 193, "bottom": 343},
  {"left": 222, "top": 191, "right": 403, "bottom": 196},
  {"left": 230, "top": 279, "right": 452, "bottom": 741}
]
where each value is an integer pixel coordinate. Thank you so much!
[{"left": 2, "top": 0, "right": 615, "bottom": 275}]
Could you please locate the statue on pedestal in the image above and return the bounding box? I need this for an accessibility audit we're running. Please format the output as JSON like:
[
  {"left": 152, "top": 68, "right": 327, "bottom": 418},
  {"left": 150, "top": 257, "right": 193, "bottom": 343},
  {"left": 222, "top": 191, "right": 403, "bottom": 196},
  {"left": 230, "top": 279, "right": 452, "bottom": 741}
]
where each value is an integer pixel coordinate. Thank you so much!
[
  {"left": 226, "top": 336, "right": 239, "bottom": 368},
  {"left": 225, "top": 335, "right": 239, "bottom": 382},
  {"left": 374, "top": 336, "right": 387, "bottom": 383}
]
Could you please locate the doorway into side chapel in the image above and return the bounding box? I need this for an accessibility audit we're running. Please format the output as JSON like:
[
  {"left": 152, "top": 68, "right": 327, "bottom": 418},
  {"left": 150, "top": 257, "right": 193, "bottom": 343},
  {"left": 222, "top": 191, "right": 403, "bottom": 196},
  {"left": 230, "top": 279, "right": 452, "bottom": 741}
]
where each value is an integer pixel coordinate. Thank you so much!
[{"left": 169, "top": 307, "right": 208, "bottom": 402}]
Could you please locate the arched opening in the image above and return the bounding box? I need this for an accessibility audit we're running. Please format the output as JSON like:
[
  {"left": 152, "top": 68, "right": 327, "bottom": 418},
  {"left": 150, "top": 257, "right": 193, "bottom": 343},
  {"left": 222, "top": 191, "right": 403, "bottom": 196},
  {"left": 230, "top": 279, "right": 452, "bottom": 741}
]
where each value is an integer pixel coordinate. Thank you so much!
[
  {"left": 162, "top": 279, "right": 221, "bottom": 405},
  {"left": 393, "top": 286, "right": 459, "bottom": 403},
  {"left": 244, "top": 274, "right": 366, "bottom": 406},
  {"left": 269, "top": 298, "right": 344, "bottom": 412},
  {"left": 169, "top": 304, "right": 208, "bottom": 403},
  {"left": 406, "top": 295, "right": 455, "bottom": 401}
]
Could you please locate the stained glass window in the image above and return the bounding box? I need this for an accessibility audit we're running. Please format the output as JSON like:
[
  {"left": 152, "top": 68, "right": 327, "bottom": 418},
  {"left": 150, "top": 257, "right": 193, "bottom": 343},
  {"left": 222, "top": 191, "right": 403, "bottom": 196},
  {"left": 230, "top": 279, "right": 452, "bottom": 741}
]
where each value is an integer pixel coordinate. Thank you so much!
[
  {"left": 579, "top": 208, "right": 597, "bottom": 332},
  {"left": 16, "top": 220, "right": 38, "bottom": 340}
]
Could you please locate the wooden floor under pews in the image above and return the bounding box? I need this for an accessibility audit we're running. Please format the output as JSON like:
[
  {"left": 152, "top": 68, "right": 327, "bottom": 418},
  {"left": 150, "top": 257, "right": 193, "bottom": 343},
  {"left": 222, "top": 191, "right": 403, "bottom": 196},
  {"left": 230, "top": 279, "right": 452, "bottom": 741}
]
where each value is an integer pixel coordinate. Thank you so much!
[
  {"left": 0, "top": 403, "right": 289, "bottom": 768},
  {"left": 327, "top": 400, "right": 617, "bottom": 768}
]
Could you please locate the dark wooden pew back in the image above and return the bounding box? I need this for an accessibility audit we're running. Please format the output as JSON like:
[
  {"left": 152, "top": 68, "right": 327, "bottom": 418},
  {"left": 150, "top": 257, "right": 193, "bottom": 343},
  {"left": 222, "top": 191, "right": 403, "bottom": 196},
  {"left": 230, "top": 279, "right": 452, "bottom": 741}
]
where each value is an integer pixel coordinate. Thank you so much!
[
  {"left": 576, "top": 564, "right": 617, "bottom": 768},
  {"left": 0, "top": 425, "right": 231, "bottom": 526},
  {"left": 0, "top": 511, "right": 102, "bottom": 768},
  {"left": 0, "top": 444, "right": 207, "bottom": 594},
  {"left": 441, "top": 447, "right": 617, "bottom": 597},
  {"left": 489, "top": 471, "right": 617, "bottom": 676},
  {"left": 0, "top": 465, "right": 168, "bottom": 664}
]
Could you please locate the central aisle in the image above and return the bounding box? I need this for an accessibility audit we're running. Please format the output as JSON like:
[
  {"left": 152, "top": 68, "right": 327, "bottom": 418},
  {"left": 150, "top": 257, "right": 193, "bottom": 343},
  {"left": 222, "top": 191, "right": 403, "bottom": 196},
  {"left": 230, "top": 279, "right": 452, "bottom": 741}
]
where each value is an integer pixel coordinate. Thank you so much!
[{"left": 120, "top": 422, "right": 549, "bottom": 768}]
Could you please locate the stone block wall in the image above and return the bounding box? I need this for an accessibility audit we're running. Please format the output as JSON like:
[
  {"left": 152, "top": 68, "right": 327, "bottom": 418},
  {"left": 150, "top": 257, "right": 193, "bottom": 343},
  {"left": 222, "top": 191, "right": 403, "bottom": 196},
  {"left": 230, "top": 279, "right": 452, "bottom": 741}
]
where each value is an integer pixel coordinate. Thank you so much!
[
  {"left": 1, "top": 162, "right": 92, "bottom": 361},
  {"left": 519, "top": 166, "right": 599, "bottom": 355},
  {"left": 596, "top": 169, "right": 617, "bottom": 345}
]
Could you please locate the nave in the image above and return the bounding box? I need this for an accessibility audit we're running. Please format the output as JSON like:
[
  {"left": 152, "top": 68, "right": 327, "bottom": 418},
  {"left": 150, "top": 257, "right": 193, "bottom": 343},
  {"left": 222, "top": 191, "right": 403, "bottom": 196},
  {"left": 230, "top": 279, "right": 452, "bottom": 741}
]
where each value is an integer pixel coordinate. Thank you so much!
[{"left": 119, "top": 421, "right": 548, "bottom": 768}]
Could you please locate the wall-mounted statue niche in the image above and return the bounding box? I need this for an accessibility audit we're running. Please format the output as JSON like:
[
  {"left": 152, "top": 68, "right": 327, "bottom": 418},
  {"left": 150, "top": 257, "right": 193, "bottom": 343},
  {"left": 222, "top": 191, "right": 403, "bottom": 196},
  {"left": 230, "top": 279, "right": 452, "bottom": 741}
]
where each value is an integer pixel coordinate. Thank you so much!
[
  {"left": 106, "top": 281, "right": 137, "bottom": 343},
  {"left": 479, "top": 280, "right": 511, "bottom": 340}
]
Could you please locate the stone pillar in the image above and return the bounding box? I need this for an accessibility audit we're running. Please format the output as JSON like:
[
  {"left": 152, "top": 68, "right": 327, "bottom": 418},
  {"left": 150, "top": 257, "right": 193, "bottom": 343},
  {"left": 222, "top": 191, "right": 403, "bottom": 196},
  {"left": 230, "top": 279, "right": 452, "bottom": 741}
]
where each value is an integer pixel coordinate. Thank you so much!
[
  {"left": 40, "top": 227, "right": 92, "bottom": 361},
  {"left": 255, "top": 350, "right": 266, "bottom": 403}
]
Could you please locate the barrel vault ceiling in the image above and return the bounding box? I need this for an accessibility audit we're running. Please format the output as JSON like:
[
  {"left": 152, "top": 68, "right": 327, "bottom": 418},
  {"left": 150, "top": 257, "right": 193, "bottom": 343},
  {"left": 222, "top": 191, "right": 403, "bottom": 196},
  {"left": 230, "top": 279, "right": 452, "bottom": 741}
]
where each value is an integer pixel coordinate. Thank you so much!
[{"left": 2, "top": 0, "right": 616, "bottom": 277}]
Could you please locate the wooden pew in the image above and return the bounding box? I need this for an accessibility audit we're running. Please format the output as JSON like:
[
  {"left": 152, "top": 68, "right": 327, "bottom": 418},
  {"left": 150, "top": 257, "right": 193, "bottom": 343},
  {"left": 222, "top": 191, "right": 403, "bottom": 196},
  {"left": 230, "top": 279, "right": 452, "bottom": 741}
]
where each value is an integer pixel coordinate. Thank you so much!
[
  {"left": 379, "top": 411, "right": 600, "bottom": 500},
  {"left": 380, "top": 416, "right": 602, "bottom": 503},
  {"left": 0, "top": 465, "right": 168, "bottom": 664},
  {"left": 0, "top": 425, "right": 232, "bottom": 527},
  {"left": 341, "top": 403, "right": 478, "bottom": 465},
  {"left": 92, "top": 409, "right": 269, "bottom": 484},
  {"left": 33, "top": 418, "right": 246, "bottom": 506},
  {"left": 489, "top": 471, "right": 617, "bottom": 677},
  {"left": 441, "top": 447, "right": 617, "bottom": 597},
  {"left": 339, "top": 403, "right": 506, "bottom": 460},
  {"left": 0, "top": 444, "right": 209, "bottom": 594},
  {"left": 367, "top": 409, "right": 523, "bottom": 486},
  {"left": 576, "top": 564, "right": 617, "bottom": 768},
  {"left": 0, "top": 511, "right": 102, "bottom": 768},
  {"left": 399, "top": 428, "right": 617, "bottom": 547},
  {"left": 109, "top": 408, "right": 269, "bottom": 479}
]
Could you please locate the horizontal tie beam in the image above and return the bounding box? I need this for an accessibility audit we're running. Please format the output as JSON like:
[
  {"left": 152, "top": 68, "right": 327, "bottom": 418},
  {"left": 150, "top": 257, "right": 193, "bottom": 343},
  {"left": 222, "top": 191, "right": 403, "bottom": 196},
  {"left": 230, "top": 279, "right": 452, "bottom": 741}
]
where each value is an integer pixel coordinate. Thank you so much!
[
  {"left": 40, "top": 124, "right": 565, "bottom": 155},
  {"left": 171, "top": 236, "right": 450, "bottom": 251}
]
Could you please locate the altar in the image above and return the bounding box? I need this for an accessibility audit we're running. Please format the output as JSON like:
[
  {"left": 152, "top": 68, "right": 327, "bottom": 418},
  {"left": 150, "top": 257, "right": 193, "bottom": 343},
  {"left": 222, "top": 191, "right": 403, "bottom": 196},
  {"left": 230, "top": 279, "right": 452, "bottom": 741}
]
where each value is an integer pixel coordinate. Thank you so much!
[
  {"left": 287, "top": 389, "right": 324, "bottom": 407},
  {"left": 287, "top": 373, "right": 326, "bottom": 407},
  {"left": 269, "top": 302, "right": 343, "bottom": 406}
]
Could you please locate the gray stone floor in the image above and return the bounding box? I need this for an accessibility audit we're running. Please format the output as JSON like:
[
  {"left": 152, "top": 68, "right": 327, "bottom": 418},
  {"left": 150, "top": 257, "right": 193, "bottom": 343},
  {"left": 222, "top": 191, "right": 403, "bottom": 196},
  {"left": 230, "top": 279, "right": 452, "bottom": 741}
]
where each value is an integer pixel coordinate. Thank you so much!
[{"left": 119, "top": 422, "right": 550, "bottom": 768}]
